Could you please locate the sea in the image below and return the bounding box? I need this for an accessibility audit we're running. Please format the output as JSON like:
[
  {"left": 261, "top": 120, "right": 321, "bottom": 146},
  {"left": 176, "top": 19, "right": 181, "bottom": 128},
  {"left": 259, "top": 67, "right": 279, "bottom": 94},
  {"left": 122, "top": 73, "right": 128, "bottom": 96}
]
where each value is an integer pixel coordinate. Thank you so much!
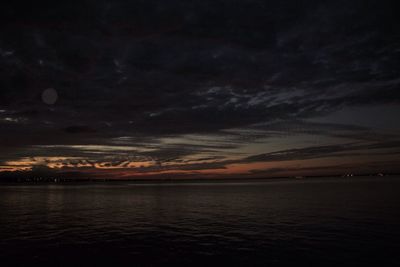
[{"left": 1, "top": 176, "right": 399, "bottom": 266}]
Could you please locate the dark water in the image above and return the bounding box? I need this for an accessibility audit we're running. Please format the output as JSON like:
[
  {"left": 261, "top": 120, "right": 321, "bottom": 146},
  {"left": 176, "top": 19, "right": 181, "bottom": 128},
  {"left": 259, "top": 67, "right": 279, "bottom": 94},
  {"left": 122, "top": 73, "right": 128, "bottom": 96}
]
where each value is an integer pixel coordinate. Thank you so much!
[{"left": 1, "top": 177, "right": 400, "bottom": 266}]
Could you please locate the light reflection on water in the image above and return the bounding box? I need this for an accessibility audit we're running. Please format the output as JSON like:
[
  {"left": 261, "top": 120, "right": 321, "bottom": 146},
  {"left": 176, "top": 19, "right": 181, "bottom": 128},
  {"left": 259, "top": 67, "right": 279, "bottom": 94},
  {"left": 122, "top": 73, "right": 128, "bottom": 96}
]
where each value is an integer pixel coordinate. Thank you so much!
[{"left": 0, "top": 177, "right": 399, "bottom": 266}]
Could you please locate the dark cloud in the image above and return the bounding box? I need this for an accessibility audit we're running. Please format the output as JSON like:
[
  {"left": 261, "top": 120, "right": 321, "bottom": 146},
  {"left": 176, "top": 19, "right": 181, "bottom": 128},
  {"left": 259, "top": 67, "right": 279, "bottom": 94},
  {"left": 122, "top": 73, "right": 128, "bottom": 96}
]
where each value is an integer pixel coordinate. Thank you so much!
[
  {"left": 243, "top": 141, "right": 400, "bottom": 163},
  {"left": 63, "top": 125, "right": 96, "bottom": 134},
  {"left": 1, "top": 0, "right": 399, "bottom": 178}
]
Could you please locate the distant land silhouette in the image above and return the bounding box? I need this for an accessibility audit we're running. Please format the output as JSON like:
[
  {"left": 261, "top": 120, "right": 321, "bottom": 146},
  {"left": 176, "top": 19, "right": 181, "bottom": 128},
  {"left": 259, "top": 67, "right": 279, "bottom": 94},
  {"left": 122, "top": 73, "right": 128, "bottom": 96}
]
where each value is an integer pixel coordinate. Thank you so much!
[{"left": 0, "top": 165, "right": 396, "bottom": 183}]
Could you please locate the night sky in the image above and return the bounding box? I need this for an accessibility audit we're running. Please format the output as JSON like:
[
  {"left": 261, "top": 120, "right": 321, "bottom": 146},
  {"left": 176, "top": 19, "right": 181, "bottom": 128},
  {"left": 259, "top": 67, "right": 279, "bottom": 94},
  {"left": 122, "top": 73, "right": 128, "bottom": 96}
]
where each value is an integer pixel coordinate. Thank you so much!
[{"left": 1, "top": 0, "right": 399, "bottom": 180}]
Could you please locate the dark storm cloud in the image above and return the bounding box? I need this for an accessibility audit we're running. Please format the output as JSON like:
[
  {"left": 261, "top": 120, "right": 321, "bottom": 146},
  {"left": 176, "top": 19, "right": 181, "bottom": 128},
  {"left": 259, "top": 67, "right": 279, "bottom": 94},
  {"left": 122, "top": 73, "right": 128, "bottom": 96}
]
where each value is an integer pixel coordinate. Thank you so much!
[{"left": 1, "top": 0, "right": 400, "bottom": 177}]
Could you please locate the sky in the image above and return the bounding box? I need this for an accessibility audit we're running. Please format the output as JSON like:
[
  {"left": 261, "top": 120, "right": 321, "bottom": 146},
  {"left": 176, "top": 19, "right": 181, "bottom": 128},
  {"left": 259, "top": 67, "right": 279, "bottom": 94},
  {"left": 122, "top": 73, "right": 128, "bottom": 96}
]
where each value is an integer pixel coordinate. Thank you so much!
[{"left": 0, "top": 0, "right": 399, "bottom": 180}]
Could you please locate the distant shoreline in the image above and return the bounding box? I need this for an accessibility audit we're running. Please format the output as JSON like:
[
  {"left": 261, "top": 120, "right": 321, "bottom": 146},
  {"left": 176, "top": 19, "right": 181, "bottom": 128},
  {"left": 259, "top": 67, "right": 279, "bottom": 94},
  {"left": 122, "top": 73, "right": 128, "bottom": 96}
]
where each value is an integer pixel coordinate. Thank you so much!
[{"left": 0, "top": 174, "right": 398, "bottom": 185}]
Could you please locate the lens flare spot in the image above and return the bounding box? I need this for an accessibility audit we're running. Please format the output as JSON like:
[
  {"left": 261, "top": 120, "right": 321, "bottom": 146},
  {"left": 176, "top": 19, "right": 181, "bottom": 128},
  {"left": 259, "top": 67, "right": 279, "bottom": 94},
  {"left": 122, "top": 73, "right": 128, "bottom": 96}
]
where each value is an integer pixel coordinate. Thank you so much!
[{"left": 42, "top": 88, "right": 58, "bottom": 105}]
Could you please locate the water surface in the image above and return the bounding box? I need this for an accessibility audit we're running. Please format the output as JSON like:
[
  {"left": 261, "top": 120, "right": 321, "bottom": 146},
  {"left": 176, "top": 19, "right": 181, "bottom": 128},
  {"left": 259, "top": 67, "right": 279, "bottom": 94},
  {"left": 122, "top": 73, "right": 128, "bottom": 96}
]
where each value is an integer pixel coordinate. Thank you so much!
[{"left": 1, "top": 177, "right": 399, "bottom": 266}]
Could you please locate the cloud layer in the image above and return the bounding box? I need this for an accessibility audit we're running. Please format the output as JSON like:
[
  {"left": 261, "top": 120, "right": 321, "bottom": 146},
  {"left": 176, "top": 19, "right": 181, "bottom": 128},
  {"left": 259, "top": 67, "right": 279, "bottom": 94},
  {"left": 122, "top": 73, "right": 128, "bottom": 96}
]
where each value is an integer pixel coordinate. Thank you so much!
[{"left": 1, "top": 0, "right": 399, "bottom": 178}]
